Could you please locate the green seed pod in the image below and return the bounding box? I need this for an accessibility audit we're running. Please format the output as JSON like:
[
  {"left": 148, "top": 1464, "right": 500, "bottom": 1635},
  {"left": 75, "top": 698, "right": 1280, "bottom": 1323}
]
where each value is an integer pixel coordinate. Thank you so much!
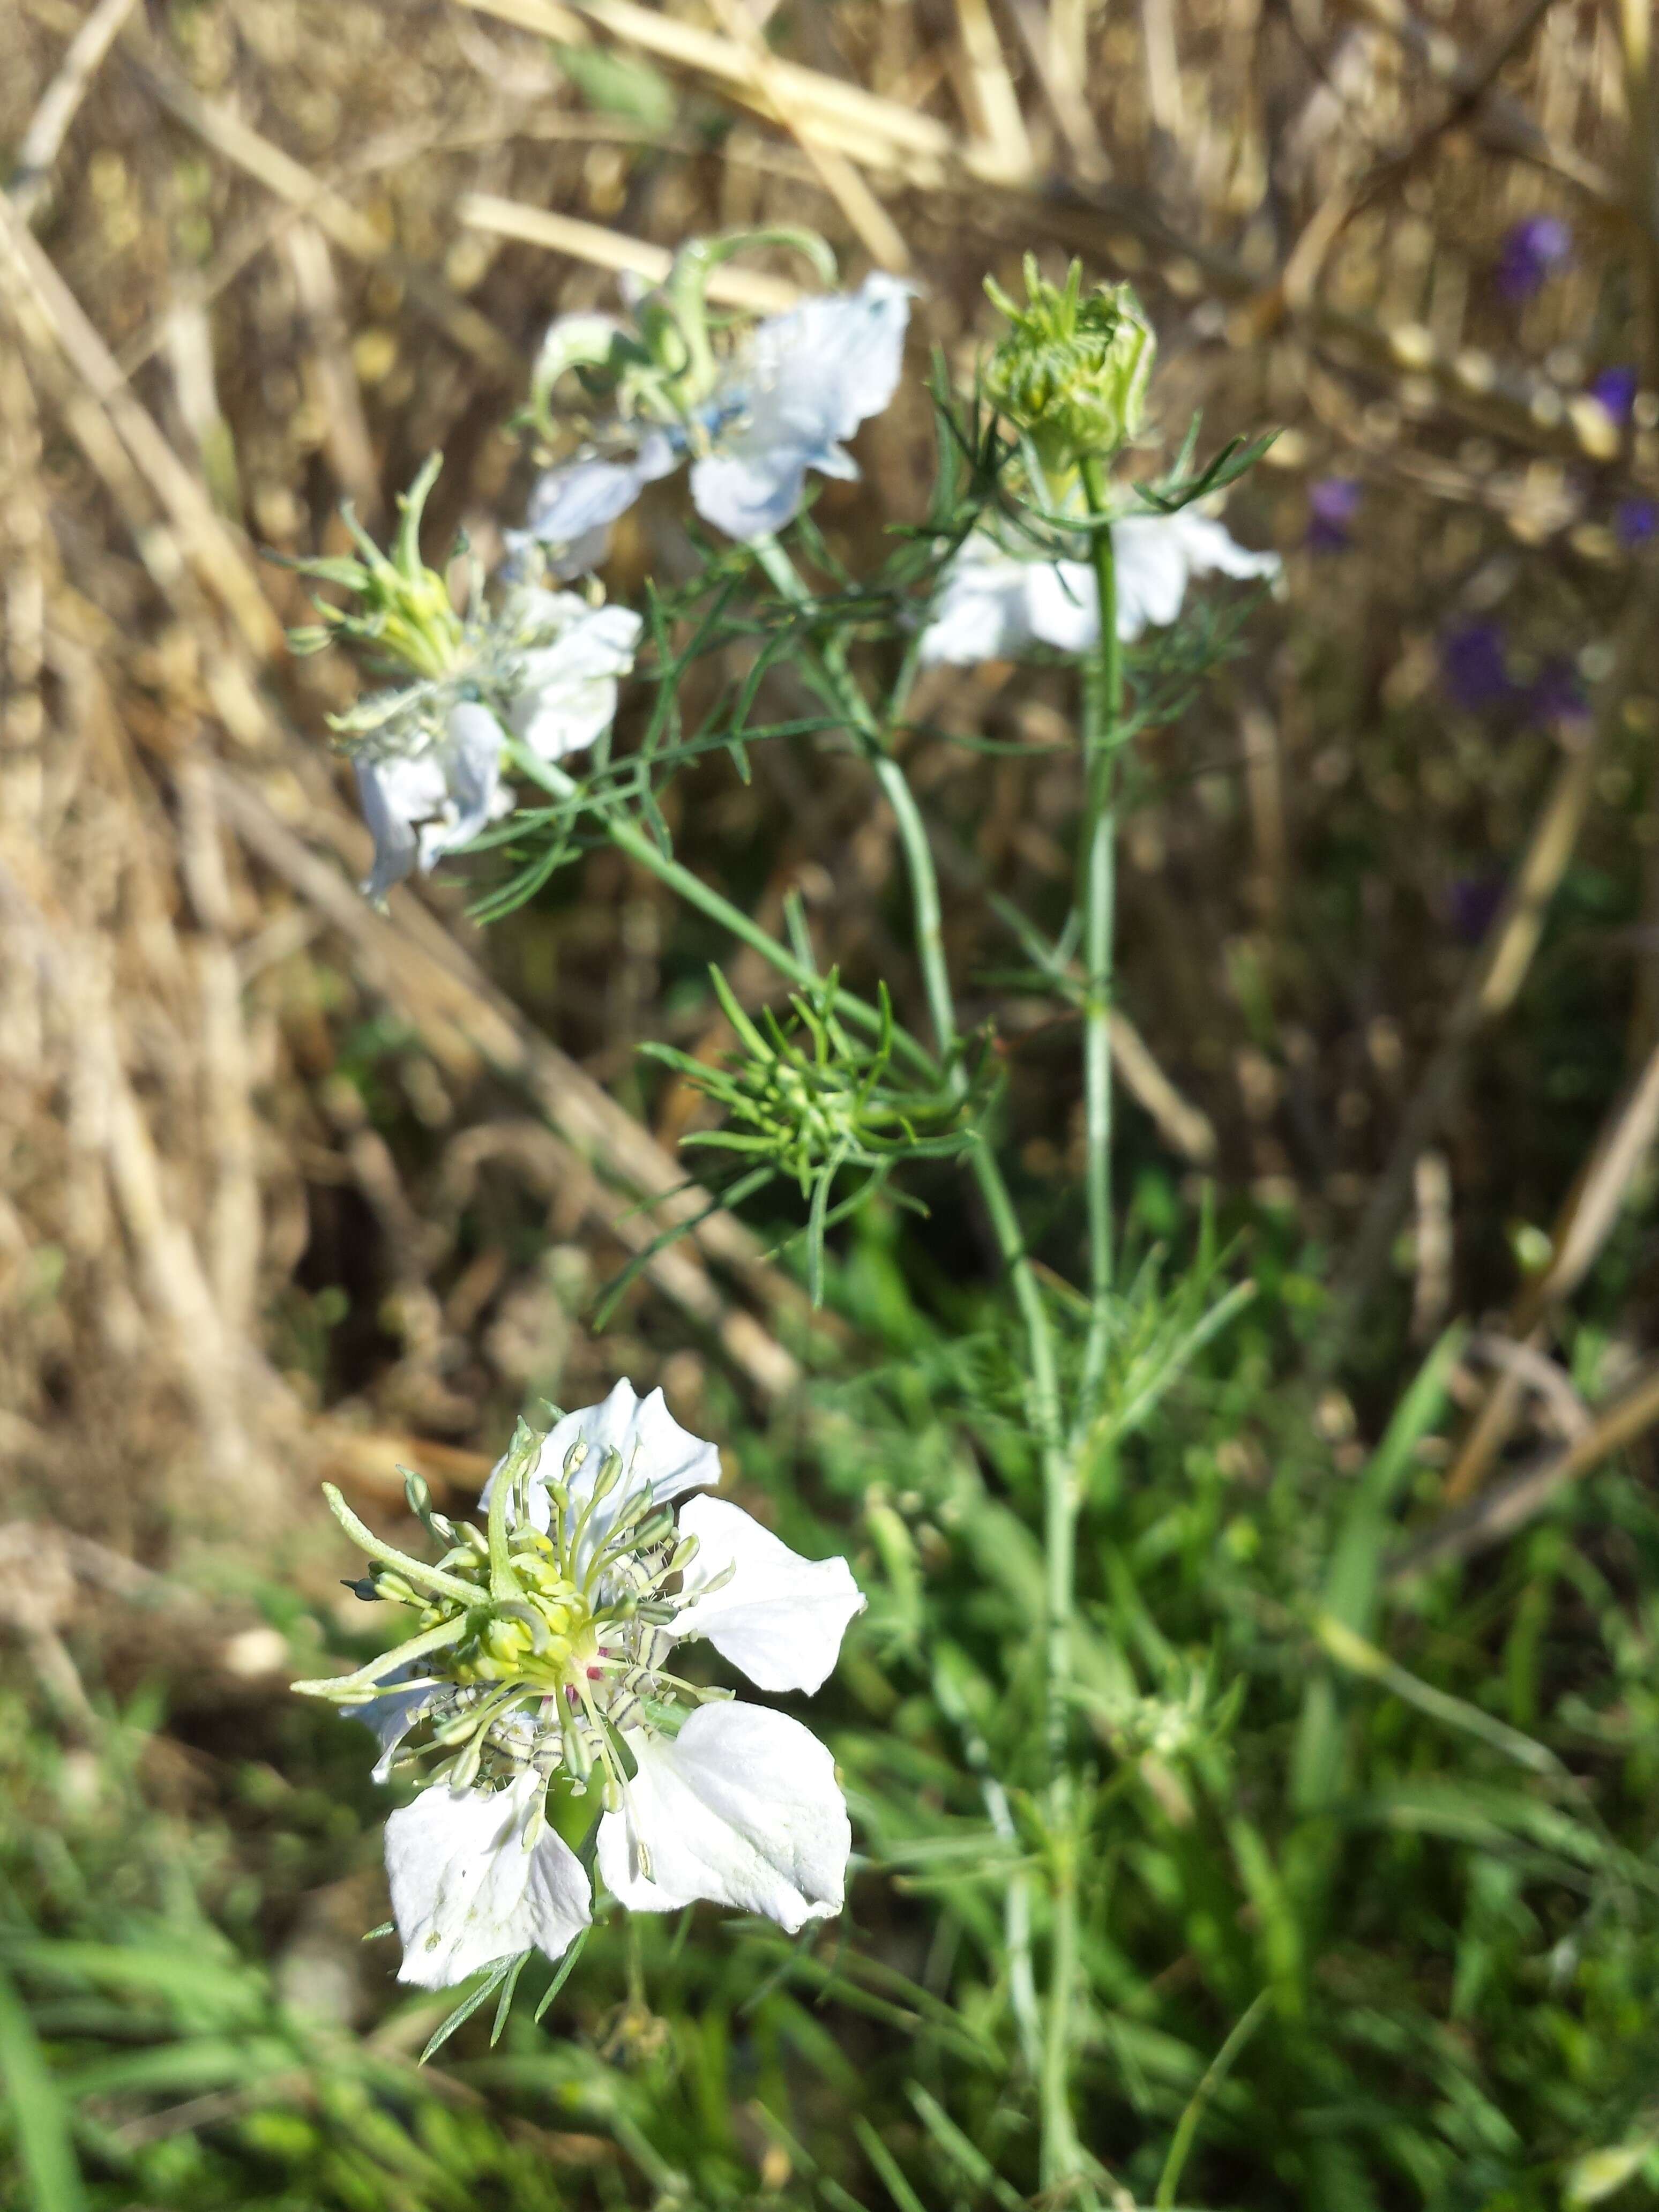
[{"left": 983, "top": 256, "right": 1155, "bottom": 470}]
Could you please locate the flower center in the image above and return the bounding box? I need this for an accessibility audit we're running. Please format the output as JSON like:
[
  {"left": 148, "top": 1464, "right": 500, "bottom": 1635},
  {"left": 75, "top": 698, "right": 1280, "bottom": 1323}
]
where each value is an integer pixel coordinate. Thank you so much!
[{"left": 294, "top": 1421, "right": 735, "bottom": 1814}]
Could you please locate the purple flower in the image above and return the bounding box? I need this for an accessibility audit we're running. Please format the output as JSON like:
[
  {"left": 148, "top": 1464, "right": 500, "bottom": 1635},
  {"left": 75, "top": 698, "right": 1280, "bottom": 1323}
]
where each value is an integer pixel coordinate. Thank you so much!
[
  {"left": 1493, "top": 215, "right": 1572, "bottom": 303},
  {"left": 1589, "top": 365, "right": 1639, "bottom": 423},
  {"left": 1441, "top": 621, "right": 1515, "bottom": 712},
  {"left": 1447, "top": 874, "right": 1506, "bottom": 946},
  {"left": 1616, "top": 497, "right": 1657, "bottom": 548},
  {"left": 1307, "top": 477, "right": 1363, "bottom": 552},
  {"left": 1526, "top": 657, "right": 1590, "bottom": 731}
]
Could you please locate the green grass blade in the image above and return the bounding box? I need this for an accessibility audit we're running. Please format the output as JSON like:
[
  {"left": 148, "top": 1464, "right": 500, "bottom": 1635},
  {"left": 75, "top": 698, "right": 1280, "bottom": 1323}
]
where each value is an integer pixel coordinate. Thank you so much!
[
  {"left": 853, "top": 2112, "right": 930, "bottom": 2212},
  {"left": 1155, "top": 1988, "right": 1271, "bottom": 2209},
  {"left": 0, "top": 1964, "right": 88, "bottom": 2212}
]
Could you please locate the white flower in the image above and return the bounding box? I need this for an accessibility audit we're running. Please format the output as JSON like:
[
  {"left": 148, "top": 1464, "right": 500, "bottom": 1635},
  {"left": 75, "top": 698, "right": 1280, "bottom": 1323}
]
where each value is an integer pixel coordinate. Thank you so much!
[
  {"left": 520, "top": 274, "right": 914, "bottom": 563},
  {"left": 319, "top": 1381, "right": 864, "bottom": 1988},
  {"left": 350, "top": 591, "right": 641, "bottom": 899},
  {"left": 918, "top": 507, "right": 1281, "bottom": 667}
]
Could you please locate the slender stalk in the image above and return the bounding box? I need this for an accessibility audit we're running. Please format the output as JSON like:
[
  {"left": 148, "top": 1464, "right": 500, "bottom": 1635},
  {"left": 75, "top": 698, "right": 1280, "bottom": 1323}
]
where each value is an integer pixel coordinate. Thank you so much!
[
  {"left": 504, "top": 738, "right": 940, "bottom": 1080},
  {"left": 749, "top": 532, "right": 1088, "bottom": 2184},
  {"left": 1035, "top": 462, "right": 1122, "bottom": 2198},
  {"left": 750, "top": 536, "right": 959, "bottom": 1060},
  {"left": 745, "top": 536, "right": 1066, "bottom": 1444},
  {"left": 1077, "top": 455, "right": 1121, "bottom": 1421}
]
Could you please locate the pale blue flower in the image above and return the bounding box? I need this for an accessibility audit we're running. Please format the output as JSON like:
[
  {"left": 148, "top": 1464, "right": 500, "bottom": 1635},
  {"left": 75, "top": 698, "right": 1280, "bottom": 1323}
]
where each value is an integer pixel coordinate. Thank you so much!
[{"left": 520, "top": 274, "right": 915, "bottom": 565}]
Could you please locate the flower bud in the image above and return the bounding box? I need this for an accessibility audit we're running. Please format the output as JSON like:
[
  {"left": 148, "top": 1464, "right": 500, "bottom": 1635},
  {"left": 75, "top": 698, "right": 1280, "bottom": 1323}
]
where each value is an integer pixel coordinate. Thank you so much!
[{"left": 983, "top": 257, "right": 1155, "bottom": 469}]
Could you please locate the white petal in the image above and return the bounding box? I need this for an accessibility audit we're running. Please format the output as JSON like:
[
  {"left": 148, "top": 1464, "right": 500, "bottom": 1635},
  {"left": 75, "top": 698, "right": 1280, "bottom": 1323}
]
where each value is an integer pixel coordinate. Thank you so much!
[
  {"left": 918, "top": 535, "right": 1098, "bottom": 664},
  {"left": 745, "top": 274, "right": 916, "bottom": 449},
  {"left": 1166, "top": 507, "right": 1282, "bottom": 584},
  {"left": 671, "top": 1497, "right": 864, "bottom": 1694},
  {"left": 690, "top": 274, "right": 915, "bottom": 541},
  {"left": 481, "top": 1380, "right": 720, "bottom": 1570},
  {"left": 1110, "top": 515, "right": 1192, "bottom": 639},
  {"left": 917, "top": 537, "right": 1032, "bottom": 665},
  {"left": 508, "top": 603, "right": 641, "bottom": 764},
  {"left": 596, "top": 1704, "right": 850, "bottom": 1932},
  {"left": 438, "top": 701, "right": 507, "bottom": 847},
  {"left": 385, "top": 1773, "right": 591, "bottom": 1990},
  {"left": 689, "top": 446, "right": 813, "bottom": 543},
  {"left": 1111, "top": 511, "right": 1280, "bottom": 641},
  {"left": 1024, "top": 558, "right": 1101, "bottom": 654}
]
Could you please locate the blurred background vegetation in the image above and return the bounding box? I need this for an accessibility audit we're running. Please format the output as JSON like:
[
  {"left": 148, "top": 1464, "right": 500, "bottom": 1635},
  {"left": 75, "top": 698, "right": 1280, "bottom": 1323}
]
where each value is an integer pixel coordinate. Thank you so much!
[{"left": 5, "top": 0, "right": 1659, "bottom": 2205}]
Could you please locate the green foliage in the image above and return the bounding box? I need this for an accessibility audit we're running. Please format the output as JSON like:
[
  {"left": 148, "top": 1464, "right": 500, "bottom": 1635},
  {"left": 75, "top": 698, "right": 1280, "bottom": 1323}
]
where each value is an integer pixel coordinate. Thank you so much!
[{"left": 639, "top": 968, "right": 995, "bottom": 1303}]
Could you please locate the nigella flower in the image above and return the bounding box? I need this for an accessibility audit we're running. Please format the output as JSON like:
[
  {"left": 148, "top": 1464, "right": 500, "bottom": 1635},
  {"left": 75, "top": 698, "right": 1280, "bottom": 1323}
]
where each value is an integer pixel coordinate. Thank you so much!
[
  {"left": 1589, "top": 365, "right": 1639, "bottom": 424},
  {"left": 344, "top": 587, "right": 641, "bottom": 899},
  {"left": 1446, "top": 873, "right": 1506, "bottom": 945},
  {"left": 1440, "top": 620, "right": 1515, "bottom": 713},
  {"left": 917, "top": 507, "right": 1280, "bottom": 667},
  {"left": 516, "top": 264, "right": 915, "bottom": 566},
  {"left": 295, "top": 1382, "right": 864, "bottom": 1989},
  {"left": 1306, "top": 476, "right": 1362, "bottom": 552},
  {"left": 1526, "top": 656, "right": 1590, "bottom": 731},
  {"left": 1493, "top": 215, "right": 1572, "bottom": 303}
]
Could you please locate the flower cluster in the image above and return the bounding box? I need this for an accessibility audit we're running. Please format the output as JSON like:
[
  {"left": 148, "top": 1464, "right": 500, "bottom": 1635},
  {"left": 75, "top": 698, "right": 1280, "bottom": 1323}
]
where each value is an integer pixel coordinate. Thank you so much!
[
  {"left": 294, "top": 1384, "right": 864, "bottom": 1989},
  {"left": 918, "top": 257, "right": 1277, "bottom": 667}
]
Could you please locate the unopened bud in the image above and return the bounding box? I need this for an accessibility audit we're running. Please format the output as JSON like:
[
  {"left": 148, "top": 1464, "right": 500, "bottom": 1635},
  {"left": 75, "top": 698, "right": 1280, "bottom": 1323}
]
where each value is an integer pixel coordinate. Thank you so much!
[{"left": 984, "top": 257, "right": 1155, "bottom": 469}]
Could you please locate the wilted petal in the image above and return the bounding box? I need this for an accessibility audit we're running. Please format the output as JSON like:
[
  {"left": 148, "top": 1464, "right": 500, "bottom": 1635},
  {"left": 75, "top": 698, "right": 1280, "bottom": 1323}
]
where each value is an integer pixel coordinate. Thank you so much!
[
  {"left": 355, "top": 754, "right": 435, "bottom": 899},
  {"left": 671, "top": 1497, "right": 864, "bottom": 1694},
  {"left": 508, "top": 600, "right": 642, "bottom": 764},
  {"left": 482, "top": 1379, "right": 720, "bottom": 1568},
  {"left": 690, "top": 274, "right": 915, "bottom": 540},
  {"left": 352, "top": 1667, "right": 436, "bottom": 1784},
  {"left": 415, "top": 701, "right": 509, "bottom": 870},
  {"left": 385, "top": 1772, "right": 591, "bottom": 1990},
  {"left": 597, "top": 1704, "right": 850, "bottom": 1932}
]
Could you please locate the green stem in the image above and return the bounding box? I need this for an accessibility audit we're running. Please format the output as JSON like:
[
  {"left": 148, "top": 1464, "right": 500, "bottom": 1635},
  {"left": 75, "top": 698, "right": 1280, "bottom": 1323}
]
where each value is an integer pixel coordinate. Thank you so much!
[
  {"left": 750, "top": 537, "right": 959, "bottom": 1062},
  {"left": 1077, "top": 456, "right": 1120, "bottom": 1422},
  {"left": 504, "top": 739, "right": 938, "bottom": 1081},
  {"left": 1034, "top": 462, "right": 1122, "bottom": 2200},
  {"left": 747, "top": 535, "right": 1065, "bottom": 1447}
]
